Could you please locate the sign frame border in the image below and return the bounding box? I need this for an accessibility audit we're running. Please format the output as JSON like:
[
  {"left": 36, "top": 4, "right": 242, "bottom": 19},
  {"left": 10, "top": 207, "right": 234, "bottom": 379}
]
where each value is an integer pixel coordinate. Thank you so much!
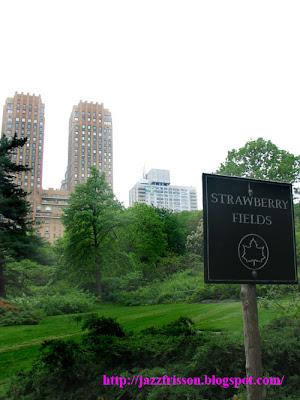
[{"left": 202, "top": 173, "right": 298, "bottom": 284}]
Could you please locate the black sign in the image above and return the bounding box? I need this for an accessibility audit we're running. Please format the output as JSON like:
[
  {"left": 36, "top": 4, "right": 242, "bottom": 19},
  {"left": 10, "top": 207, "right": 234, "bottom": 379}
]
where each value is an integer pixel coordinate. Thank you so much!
[{"left": 203, "top": 174, "right": 297, "bottom": 284}]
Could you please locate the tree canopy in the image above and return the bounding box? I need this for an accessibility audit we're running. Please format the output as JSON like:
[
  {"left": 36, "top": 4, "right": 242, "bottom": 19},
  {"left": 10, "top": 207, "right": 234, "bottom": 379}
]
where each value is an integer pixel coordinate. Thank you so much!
[
  {"left": 216, "top": 138, "right": 300, "bottom": 183},
  {"left": 60, "top": 169, "right": 125, "bottom": 299}
]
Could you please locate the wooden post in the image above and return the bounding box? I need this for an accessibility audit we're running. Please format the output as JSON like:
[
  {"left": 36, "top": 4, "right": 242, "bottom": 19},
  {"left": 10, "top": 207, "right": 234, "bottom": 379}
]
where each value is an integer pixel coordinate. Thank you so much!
[{"left": 240, "top": 284, "right": 266, "bottom": 400}]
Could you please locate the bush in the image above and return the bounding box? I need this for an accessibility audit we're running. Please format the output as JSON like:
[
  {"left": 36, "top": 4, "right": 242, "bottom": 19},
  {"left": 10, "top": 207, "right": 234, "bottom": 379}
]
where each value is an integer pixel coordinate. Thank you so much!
[
  {"left": 0, "top": 299, "right": 42, "bottom": 326},
  {"left": 0, "top": 317, "right": 244, "bottom": 400},
  {"left": 5, "top": 314, "right": 300, "bottom": 399},
  {"left": 12, "top": 289, "right": 97, "bottom": 316},
  {"left": 112, "top": 269, "right": 201, "bottom": 306},
  {"left": 189, "top": 283, "right": 240, "bottom": 302},
  {"left": 82, "top": 315, "right": 125, "bottom": 338},
  {"left": 142, "top": 317, "right": 196, "bottom": 336}
]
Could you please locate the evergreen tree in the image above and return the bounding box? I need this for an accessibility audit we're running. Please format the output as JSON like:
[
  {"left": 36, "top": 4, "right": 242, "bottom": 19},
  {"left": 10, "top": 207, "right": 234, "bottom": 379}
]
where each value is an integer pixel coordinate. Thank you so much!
[{"left": 0, "top": 133, "right": 30, "bottom": 298}]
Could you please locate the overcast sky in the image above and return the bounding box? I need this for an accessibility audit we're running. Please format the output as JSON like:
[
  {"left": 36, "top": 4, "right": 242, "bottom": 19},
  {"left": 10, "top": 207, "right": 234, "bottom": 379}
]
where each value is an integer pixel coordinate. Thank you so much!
[{"left": 1, "top": 0, "right": 300, "bottom": 207}]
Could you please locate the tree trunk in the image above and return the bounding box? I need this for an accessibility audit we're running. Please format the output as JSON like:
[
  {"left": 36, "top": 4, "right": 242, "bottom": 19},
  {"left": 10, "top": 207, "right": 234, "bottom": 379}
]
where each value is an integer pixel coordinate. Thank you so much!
[
  {"left": 95, "top": 268, "right": 102, "bottom": 301},
  {"left": 92, "top": 222, "right": 102, "bottom": 301},
  {"left": 0, "top": 261, "right": 6, "bottom": 298},
  {"left": 240, "top": 284, "right": 266, "bottom": 400}
]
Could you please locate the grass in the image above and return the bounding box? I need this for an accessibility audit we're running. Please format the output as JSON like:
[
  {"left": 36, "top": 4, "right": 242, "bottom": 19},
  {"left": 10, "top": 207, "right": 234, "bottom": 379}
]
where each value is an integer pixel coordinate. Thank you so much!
[{"left": 0, "top": 301, "right": 276, "bottom": 389}]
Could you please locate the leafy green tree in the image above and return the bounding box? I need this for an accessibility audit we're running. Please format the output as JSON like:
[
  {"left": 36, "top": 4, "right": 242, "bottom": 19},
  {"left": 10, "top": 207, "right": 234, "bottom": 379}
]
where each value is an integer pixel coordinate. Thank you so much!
[
  {"left": 185, "top": 210, "right": 202, "bottom": 235},
  {"left": 125, "top": 204, "right": 168, "bottom": 272},
  {"left": 217, "top": 137, "right": 300, "bottom": 183},
  {"left": 153, "top": 207, "right": 187, "bottom": 255},
  {"left": 102, "top": 204, "right": 168, "bottom": 281},
  {"left": 0, "top": 133, "right": 31, "bottom": 298},
  {"left": 61, "top": 169, "right": 124, "bottom": 300},
  {"left": 216, "top": 138, "right": 300, "bottom": 317}
]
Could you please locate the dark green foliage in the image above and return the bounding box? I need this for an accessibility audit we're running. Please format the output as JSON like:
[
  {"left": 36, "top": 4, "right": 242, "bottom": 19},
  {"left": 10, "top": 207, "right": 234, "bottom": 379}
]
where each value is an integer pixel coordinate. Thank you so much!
[
  {"left": 4, "top": 313, "right": 300, "bottom": 399},
  {"left": 4, "top": 259, "right": 55, "bottom": 297},
  {"left": 153, "top": 207, "right": 188, "bottom": 255},
  {"left": 0, "top": 133, "right": 29, "bottom": 232},
  {"left": 142, "top": 316, "right": 196, "bottom": 336},
  {"left": 0, "top": 299, "right": 41, "bottom": 326},
  {"left": 39, "top": 339, "right": 80, "bottom": 371},
  {"left": 82, "top": 314, "right": 125, "bottom": 338},
  {"left": 0, "top": 133, "right": 31, "bottom": 298},
  {"left": 0, "top": 133, "right": 53, "bottom": 299},
  {"left": 31, "top": 340, "right": 84, "bottom": 398},
  {"left": 1, "top": 317, "right": 245, "bottom": 400}
]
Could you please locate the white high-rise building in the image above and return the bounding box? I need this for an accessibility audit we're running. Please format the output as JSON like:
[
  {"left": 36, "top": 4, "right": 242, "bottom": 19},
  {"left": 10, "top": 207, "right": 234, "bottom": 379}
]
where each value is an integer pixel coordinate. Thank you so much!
[{"left": 129, "top": 169, "right": 198, "bottom": 212}]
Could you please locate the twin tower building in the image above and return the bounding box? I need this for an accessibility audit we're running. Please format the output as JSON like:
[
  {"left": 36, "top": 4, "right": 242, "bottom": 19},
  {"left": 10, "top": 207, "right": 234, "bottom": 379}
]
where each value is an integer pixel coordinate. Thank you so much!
[
  {"left": 2, "top": 92, "right": 198, "bottom": 244},
  {"left": 2, "top": 92, "right": 113, "bottom": 244}
]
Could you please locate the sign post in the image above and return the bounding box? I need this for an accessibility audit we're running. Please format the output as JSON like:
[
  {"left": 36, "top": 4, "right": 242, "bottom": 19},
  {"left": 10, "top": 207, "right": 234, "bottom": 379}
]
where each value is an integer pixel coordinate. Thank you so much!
[
  {"left": 240, "top": 284, "right": 266, "bottom": 400},
  {"left": 202, "top": 174, "right": 297, "bottom": 399}
]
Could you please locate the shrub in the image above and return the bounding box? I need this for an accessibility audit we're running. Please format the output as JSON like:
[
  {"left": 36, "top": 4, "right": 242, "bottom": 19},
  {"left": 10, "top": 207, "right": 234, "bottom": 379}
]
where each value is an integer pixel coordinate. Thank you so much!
[
  {"left": 142, "top": 317, "right": 196, "bottom": 336},
  {"left": 82, "top": 315, "right": 125, "bottom": 338},
  {"left": 0, "top": 299, "right": 42, "bottom": 326},
  {"left": 12, "top": 289, "right": 97, "bottom": 316},
  {"left": 0, "top": 317, "right": 243, "bottom": 400}
]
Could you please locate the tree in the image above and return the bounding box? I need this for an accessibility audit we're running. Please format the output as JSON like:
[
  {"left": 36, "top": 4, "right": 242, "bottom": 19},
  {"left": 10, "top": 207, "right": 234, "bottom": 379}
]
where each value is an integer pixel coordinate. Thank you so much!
[
  {"left": 127, "top": 203, "right": 167, "bottom": 264},
  {"left": 61, "top": 169, "right": 124, "bottom": 300},
  {"left": 186, "top": 219, "right": 204, "bottom": 257},
  {"left": 216, "top": 137, "right": 300, "bottom": 400},
  {"left": 153, "top": 207, "right": 187, "bottom": 255},
  {"left": 217, "top": 137, "right": 300, "bottom": 183},
  {"left": 0, "top": 133, "right": 31, "bottom": 298}
]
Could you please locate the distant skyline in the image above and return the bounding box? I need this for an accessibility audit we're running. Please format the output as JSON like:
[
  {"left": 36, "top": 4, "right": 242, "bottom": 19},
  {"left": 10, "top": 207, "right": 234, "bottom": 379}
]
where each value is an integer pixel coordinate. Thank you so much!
[{"left": 1, "top": 1, "right": 300, "bottom": 207}]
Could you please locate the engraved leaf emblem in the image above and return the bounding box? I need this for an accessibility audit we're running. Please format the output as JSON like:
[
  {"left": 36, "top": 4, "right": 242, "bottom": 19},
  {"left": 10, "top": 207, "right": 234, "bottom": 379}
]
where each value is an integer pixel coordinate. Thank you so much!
[{"left": 242, "top": 238, "right": 266, "bottom": 267}]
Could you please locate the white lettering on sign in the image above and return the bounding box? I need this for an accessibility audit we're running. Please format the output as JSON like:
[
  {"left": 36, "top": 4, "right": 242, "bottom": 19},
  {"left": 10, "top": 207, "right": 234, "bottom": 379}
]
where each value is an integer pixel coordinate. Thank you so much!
[
  {"left": 211, "top": 193, "right": 288, "bottom": 210},
  {"left": 232, "top": 213, "right": 272, "bottom": 225}
]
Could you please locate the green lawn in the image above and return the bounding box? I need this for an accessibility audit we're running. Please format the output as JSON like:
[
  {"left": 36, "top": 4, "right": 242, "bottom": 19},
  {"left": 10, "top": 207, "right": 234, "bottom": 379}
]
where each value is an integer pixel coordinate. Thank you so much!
[{"left": 0, "top": 301, "right": 275, "bottom": 388}]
